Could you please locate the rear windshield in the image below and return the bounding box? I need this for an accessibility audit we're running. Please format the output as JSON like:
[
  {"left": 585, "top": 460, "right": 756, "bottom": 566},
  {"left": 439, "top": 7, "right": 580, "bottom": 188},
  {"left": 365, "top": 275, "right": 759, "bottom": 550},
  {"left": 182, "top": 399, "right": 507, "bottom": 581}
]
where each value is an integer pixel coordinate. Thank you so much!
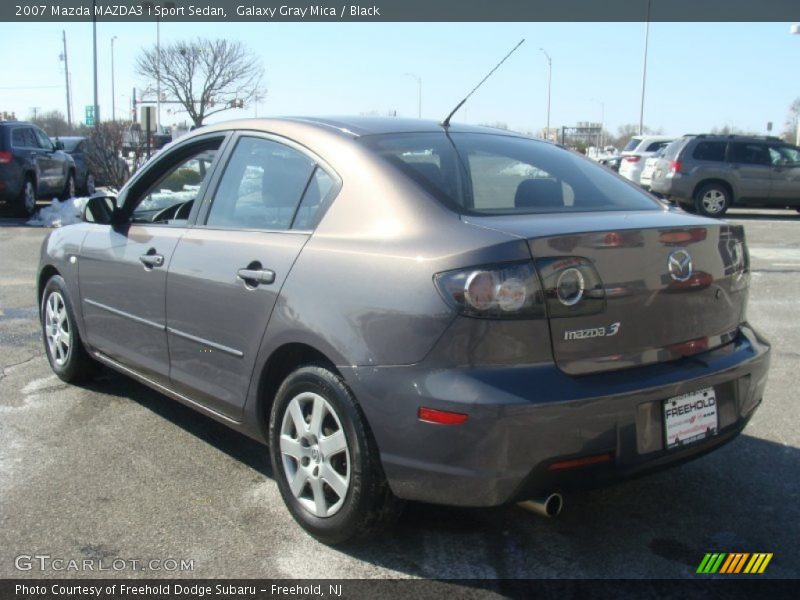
[{"left": 360, "top": 132, "right": 660, "bottom": 215}]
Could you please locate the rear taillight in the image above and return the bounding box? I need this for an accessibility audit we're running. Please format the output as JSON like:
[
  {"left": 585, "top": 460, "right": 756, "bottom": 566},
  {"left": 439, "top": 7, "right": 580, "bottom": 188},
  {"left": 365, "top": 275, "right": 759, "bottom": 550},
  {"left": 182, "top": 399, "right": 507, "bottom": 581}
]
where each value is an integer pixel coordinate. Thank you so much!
[
  {"left": 534, "top": 257, "right": 606, "bottom": 318},
  {"left": 669, "top": 160, "right": 682, "bottom": 174},
  {"left": 623, "top": 155, "right": 640, "bottom": 163},
  {"left": 434, "top": 261, "right": 545, "bottom": 319},
  {"left": 0, "top": 151, "right": 12, "bottom": 164}
]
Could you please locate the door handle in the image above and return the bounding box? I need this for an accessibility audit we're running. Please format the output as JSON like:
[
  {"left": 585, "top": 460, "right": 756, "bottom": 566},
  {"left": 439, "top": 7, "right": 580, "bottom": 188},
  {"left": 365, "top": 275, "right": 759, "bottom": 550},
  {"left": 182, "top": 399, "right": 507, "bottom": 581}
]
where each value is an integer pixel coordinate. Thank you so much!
[
  {"left": 237, "top": 268, "right": 275, "bottom": 285},
  {"left": 139, "top": 253, "right": 165, "bottom": 268}
]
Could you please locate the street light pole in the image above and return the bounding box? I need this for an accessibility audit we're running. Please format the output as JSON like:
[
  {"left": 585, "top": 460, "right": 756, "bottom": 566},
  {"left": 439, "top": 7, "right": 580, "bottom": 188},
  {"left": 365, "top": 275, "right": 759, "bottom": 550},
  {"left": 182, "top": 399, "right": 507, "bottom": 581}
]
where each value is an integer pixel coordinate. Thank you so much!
[
  {"left": 60, "top": 30, "right": 72, "bottom": 129},
  {"left": 92, "top": 0, "right": 99, "bottom": 126},
  {"left": 539, "top": 48, "right": 552, "bottom": 140},
  {"left": 156, "top": 20, "right": 161, "bottom": 132},
  {"left": 638, "top": 0, "right": 652, "bottom": 135},
  {"left": 111, "top": 36, "right": 118, "bottom": 121},
  {"left": 792, "top": 24, "right": 800, "bottom": 145},
  {"left": 404, "top": 73, "right": 422, "bottom": 118}
]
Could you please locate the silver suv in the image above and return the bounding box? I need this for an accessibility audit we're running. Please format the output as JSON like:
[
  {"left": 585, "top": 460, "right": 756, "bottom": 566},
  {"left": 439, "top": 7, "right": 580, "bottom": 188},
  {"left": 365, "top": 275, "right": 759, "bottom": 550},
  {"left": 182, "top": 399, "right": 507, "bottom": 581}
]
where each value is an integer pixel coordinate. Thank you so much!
[{"left": 650, "top": 134, "right": 800, "bottom": 217}]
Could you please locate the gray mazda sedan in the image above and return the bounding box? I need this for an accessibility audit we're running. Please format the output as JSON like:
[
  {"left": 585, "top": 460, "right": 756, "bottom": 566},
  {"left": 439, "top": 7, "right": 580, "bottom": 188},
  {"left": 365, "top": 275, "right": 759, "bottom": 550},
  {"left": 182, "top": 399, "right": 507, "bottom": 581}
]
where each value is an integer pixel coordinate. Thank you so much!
[{"left": 38, "top": 117, "right": 770, "bottom": 543}]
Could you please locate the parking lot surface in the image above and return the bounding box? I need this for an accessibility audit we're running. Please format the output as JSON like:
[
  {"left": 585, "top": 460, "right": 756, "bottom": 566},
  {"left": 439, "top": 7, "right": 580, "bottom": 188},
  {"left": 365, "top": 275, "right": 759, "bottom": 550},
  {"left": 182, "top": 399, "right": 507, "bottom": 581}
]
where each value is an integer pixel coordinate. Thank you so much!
[{"left": 1, "top": 208, "right": 798, "bottom": 580}]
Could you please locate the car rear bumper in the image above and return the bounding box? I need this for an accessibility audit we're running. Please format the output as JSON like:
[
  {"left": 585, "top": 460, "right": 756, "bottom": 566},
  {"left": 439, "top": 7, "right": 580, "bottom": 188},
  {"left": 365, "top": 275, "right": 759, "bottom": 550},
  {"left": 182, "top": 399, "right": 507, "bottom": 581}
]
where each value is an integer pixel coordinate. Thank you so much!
[
  {"left": 650, "top": 174, "right": 692, "bottom": 201},
  {"left": 0, "top": 164, "right": 23, "bottom": 202},
  {"left": 344, "top": 324, "right": 770, "bottom": 507}
]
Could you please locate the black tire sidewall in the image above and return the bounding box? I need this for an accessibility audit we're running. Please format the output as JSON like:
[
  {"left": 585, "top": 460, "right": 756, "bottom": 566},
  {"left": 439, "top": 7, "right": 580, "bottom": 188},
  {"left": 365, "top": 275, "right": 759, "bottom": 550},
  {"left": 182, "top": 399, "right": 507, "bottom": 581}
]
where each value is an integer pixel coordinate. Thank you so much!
[{"left": 269, "top": 366, "right": 377, "bottom": 544}]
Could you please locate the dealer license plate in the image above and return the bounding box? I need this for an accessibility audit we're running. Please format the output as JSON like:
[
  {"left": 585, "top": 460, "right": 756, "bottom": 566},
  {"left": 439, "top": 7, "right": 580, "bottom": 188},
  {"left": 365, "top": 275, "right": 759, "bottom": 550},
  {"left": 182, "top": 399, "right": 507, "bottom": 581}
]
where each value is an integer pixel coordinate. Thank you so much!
[{"left": 663, "top": 387, "right": 718, "bottom": 449}]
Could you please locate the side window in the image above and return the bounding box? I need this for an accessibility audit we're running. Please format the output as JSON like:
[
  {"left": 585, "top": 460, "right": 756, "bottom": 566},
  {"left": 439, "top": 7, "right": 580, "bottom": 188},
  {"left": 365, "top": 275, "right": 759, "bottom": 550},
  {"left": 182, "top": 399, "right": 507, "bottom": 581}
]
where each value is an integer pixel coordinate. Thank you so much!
[
  {"left": 131, "top": 144, "right": 220, "bottom": 225},
  {"left": 12, "top": 128, "right": 37, "bottom": 148},
  {"left": 730, "top": 143, "right": 770, "bottom": 166},
  {"left": 769, "top": 145, "right": 800, "bottom": 165},
  {"left": 645, "top": 141, "right": 669, "bottom": 152},
  {"left": 33, "top": 128, "right": 52, "bottom": 150},
  {"left": 206, "top": 137, "right": 315, "bottom": 231},
  {"left": 692, "top": 141, "right": 727, "bottom": 162},
  {"left": 292, "top": 167, "right": 335, "bottom": 230}
]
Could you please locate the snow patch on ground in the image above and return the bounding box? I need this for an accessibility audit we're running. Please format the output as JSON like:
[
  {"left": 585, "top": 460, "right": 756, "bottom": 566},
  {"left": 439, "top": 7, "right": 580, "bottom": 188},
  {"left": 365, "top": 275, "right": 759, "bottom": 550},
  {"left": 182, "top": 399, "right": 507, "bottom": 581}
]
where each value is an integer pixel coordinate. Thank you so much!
[{"left": 26, "top": 197, "right": 89, "bottom": 228}]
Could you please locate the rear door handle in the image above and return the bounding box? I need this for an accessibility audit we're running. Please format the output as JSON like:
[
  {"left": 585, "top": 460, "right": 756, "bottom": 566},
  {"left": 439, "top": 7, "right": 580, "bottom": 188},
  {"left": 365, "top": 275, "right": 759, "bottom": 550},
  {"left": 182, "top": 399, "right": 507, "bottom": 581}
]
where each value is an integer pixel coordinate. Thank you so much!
[
  {"left": 237, "top": 268, "right": 275, "bottom": 285},
  {"left": 139, "top": 253, "right": 165, "bottom": 268}
]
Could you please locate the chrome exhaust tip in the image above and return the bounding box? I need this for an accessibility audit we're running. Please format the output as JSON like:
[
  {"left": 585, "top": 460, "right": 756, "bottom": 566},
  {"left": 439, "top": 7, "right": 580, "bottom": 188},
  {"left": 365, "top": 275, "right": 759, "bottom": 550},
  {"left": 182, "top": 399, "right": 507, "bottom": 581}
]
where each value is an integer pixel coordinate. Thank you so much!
[{"left": 517, "top": 493, "right": 563, "bottom": 518}]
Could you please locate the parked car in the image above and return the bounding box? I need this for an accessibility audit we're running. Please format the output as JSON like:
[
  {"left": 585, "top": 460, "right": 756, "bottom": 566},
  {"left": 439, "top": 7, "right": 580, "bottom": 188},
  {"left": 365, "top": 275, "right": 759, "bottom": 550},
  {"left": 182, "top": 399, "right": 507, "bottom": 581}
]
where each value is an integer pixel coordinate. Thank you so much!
[
  {"left": 38, "top": 117, "right": 770, "bottom": 544},
  {"left": 598, "top": 154, "right": 623, "bottom": 172},
  {"left": 618, "top": 135, "right": 673, "bottom": 185},
  {"left": 650, "top": 134, "right": 800, "bottom": 217},
  {"left": 0, "top": 121, "right": 76, "bottom": 216},
  {"left": 639, "top": 146, "right": 667, "bottom": 191},
  {"left": 52, "top": 136, "right": 131, "bottom": 195}
]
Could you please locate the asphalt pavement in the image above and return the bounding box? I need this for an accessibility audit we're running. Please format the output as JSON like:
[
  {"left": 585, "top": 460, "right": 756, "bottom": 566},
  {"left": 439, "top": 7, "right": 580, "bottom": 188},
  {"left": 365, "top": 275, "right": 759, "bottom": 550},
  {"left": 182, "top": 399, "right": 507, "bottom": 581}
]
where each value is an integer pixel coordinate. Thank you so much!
[{"left": 0, "top": 208, "right": 798, "bottom": 581}]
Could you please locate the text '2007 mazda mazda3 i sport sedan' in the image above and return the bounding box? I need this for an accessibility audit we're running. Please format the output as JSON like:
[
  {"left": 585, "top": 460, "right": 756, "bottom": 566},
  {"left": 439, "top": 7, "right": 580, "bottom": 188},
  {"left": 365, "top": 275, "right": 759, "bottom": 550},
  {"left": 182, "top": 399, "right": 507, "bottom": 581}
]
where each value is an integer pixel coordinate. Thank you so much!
[{"left": 38, "top": 117, "right": 770, "bottom": 544}]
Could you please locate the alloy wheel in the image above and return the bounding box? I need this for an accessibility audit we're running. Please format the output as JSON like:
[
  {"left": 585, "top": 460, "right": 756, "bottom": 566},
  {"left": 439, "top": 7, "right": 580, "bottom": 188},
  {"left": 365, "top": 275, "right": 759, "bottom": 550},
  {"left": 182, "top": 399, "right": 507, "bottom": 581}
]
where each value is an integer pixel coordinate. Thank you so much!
[
  {"left": 45, "top": 291, "right": 71, "bottom": 367},
  {"left": 279, "top": 391, "right": 351, "bottom": 518},
  {"left": 701, "top": 189, "right": 726, "bottom": 214}
]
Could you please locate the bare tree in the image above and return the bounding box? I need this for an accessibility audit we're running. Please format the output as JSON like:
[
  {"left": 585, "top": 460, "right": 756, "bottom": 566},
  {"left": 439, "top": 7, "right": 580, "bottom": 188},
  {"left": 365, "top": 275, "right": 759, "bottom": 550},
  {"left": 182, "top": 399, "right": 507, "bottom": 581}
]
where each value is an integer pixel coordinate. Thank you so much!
[
  {"left": 782, "top": 97, "right": 800, "bottom": 142},
  {"left": 136, "top": 38, "right": 264, "bottom": 127},
  {"left": 85, "top": 121, "right": 139, "bottom": 190},
  {"left": 30, "top": 110, "right": 82, "bottom": 137}
]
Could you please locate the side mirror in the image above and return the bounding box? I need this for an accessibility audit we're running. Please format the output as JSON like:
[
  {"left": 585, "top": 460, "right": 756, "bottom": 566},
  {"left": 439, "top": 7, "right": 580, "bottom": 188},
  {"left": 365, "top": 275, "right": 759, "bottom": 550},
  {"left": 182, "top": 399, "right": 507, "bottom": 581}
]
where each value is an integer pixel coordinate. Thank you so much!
[
  {"left": 82, "top": 195, "right": 118, "bottom": 224},
  {"left": 54, "top": 139, "right": 65, "bottom": 151}
]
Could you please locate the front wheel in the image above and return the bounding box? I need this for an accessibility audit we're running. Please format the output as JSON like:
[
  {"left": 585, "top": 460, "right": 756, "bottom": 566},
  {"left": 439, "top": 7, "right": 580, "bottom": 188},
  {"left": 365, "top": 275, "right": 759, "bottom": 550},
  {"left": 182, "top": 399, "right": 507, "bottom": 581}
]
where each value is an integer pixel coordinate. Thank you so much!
[
  {"left": 694, "top": 183, "right": 731, "bottom": 217},
  {"left": 269, "top": 366, "right": 402, "bottom": 544},
  {"left": 85, "top": 173, "right": 96, "bottom": 195},
  {"left": 41, "top": 275, "right": 98, "bottom": 382}
]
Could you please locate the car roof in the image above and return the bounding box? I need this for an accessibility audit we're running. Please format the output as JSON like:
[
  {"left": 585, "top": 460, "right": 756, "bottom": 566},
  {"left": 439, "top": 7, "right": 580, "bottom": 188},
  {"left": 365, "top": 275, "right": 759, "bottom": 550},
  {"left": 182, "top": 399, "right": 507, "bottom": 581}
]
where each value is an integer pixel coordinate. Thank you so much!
[{"left": 197, "top": 116, "right": 527, "bottom": 139}]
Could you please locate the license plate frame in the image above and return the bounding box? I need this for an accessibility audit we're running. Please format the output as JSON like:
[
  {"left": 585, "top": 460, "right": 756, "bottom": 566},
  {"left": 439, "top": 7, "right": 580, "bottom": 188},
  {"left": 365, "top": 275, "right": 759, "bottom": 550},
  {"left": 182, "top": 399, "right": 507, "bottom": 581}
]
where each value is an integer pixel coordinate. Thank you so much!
[{"left": 663, "top": 387, "right": 718, "bottom": 449}]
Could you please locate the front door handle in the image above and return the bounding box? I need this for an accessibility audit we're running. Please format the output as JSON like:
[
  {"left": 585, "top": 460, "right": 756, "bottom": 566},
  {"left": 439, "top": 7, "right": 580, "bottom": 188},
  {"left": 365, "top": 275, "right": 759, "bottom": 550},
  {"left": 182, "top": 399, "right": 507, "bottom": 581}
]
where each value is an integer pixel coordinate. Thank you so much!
[
  {"left": 237, "top": 268, "right": 275, "bottom": 285},
  {"left": 139, "top": 252, "right": 165, "bottom": 268}
]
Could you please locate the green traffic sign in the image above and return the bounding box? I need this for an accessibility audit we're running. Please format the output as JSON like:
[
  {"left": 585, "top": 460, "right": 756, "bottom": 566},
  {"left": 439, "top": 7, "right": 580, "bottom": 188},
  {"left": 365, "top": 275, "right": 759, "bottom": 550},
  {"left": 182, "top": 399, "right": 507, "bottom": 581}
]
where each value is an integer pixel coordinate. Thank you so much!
[{"left": 85, "top": 105, "right": 94, "bottom": 126}]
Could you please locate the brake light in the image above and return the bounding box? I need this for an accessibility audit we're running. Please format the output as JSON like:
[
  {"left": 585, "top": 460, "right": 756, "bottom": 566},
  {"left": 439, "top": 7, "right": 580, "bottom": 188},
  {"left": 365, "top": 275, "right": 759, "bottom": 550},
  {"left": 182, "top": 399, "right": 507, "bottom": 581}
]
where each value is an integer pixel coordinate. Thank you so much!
[
  {"left": 623, "top": 155, "right": 640, "bottom": 163},
  {"left": 0, "top": 151, "right": 12, "bottom": 164},
  {"left": 669, "top": 160, "right": 682, "bottom": 174},
  {"left": 418, "top": 407, "right": 468, "bottom": 426},
  {"left": 434, "top": 261, "right": 545, "bottom": 319}
]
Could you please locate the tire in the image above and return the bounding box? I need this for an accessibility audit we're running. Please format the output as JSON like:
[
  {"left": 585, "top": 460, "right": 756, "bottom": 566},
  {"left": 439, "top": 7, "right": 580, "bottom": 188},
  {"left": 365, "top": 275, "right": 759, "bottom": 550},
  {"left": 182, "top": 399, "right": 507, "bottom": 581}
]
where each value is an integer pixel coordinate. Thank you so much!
[
  {"left": 85, "top": 173, "right": 96, "bottom": 195},
  {"left": 60, "top": 171, "right": 76, "bottom": 200},
  {"left": 41, "top": 275, "right": 98, "bottom": 383},
  {"left": 694, "top": 183, "right": 731, "bottom": 218},
  {"left": 17, "top": 177, "right": 36, "bottom": 217},
  {"left": 269, "top": 366, "right": 402, "bottom": 544}
]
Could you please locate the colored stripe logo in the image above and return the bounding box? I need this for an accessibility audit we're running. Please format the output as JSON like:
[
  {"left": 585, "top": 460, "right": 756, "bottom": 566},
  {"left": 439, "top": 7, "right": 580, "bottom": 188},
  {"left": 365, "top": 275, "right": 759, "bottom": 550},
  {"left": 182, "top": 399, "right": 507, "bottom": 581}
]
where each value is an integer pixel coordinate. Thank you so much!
[{"left": 697, "top": 553, "right": 773, "bottom": 574}]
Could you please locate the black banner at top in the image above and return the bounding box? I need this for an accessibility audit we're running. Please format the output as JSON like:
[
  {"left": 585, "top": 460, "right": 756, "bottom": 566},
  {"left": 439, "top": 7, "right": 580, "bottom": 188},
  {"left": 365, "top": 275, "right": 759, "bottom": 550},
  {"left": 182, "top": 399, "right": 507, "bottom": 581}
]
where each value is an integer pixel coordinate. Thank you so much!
[{"left": 3, "top": 0, "right": 800, "bottom": 22}]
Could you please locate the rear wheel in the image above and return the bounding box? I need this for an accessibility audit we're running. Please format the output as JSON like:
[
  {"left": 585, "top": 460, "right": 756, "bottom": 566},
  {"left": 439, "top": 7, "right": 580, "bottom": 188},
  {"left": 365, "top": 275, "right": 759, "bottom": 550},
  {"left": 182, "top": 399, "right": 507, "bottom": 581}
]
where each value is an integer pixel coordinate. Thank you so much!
[
  {"left": 85, "top": 173, "right": 96, "bottom": 195},
  {"left": 269, "top": 366, "right": 402, "bottom": 544},
  {"left": 18, "top": 177, "right": 36, "bottom": 217},
  {"left": 60, "top": 171, "right": 76, "bottom": 200},
  {"left": 694, "top": 183, "right": 731, "bottom": 217},
  {"left": 41, "top": 275, "right": 98, "bottom": 382}
]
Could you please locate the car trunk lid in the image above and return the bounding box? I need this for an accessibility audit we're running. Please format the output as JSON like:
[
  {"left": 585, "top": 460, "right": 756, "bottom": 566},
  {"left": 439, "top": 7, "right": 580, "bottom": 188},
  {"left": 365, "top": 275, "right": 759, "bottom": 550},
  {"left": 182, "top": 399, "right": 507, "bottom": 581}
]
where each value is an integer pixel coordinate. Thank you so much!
[{"left": 463, "top": 211, "right": 748, "bottom": 375}]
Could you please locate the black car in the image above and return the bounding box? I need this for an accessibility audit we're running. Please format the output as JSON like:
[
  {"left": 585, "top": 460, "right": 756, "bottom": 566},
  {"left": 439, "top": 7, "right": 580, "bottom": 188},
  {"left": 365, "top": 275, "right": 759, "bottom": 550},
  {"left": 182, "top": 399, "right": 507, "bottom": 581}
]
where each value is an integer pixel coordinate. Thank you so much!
[
  {"left": 0, "top": 121, "right": 76, "bottom": 216},
  {"left": 53, "top": 136, "right": 131, "bottom": 196}
]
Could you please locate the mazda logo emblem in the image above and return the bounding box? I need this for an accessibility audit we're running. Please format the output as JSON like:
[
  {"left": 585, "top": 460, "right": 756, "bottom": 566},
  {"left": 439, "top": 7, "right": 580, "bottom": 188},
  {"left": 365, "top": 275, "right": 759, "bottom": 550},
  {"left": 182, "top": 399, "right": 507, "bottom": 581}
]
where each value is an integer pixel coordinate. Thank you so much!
[{"left": 668, "top": 250, "right": 693, "bottom": 282}]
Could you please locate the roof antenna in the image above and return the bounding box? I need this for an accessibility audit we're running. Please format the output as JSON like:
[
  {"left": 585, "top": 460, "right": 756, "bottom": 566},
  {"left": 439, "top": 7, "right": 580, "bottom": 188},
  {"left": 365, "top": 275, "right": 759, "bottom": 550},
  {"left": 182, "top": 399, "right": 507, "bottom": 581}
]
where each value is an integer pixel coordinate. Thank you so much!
[{"left": 441, "top": 39, "right": 525, "bottom": 128}]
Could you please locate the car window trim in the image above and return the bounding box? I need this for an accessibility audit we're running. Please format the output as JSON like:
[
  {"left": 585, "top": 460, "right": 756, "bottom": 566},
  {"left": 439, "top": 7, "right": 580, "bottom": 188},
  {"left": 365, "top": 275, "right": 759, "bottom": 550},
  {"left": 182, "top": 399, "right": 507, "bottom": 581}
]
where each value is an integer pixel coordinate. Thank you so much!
[{"left": 194, "top": 129, "right": 342, "bottom": 234}]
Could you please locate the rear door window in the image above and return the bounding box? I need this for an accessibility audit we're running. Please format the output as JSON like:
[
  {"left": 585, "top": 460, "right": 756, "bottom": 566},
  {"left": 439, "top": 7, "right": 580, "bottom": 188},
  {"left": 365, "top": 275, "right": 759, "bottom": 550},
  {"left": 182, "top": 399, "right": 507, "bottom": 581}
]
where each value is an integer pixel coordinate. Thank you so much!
[
  {"left": 692, "top": 141, "right": 727, "bottom": 162},
  {"left": 11, "top": 128, "right": 37, "bottom": 148},
  {"left": 206, "top": 136, "right": 316, "bottom": 231},
  {"left": 730, "top": 143, "right": 770, "bottom": 166}
]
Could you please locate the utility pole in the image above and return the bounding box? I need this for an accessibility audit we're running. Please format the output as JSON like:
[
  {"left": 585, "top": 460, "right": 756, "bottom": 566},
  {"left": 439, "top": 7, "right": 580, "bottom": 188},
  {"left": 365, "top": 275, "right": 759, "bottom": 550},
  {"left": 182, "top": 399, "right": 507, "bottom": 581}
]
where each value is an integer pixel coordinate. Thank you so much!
[
  {"left": 638, "top": 0, "right": 652, "bottom": 135},
  {"left": 111, "top": 36, "right": 118, "bottom": 121},
  {"left": 92, "top": 0, "right": 100, "bottom": 126},
  {"left": 539, "top": 48, "right": 552, "bottom": 140},
  {"left": 61, "top": 30, "right": 72, "bottom": 129},
  {"left": 404, "top": 73, "right": 422, "bottom": 118},
  {"left": 156, "top": 19, "right": 161, "bottom": 132}
]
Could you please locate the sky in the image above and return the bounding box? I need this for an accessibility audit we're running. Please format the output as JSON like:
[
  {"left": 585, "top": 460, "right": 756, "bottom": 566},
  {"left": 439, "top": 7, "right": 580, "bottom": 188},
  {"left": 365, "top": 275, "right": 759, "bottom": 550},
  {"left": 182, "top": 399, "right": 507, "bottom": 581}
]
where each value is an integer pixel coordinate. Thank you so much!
[{"left": 1, "top": 21, "right": 798, "bottom": 138}]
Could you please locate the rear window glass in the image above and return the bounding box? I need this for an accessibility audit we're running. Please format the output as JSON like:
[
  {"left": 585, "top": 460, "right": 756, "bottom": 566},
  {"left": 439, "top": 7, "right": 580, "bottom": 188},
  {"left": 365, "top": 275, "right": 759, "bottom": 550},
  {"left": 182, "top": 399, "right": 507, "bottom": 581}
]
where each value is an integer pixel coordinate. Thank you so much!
[
  {"left": 645, "top": 141, "right": 670, "bottom": 152},
  {"left": 692, "top": 141, "right": 727, "bottom": 162},
  {"left": 622, "top": 138, "right": 641, "bottom": 152},
  {"left": 361, "top": 133, "right": 660, "bottom": 215}
]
